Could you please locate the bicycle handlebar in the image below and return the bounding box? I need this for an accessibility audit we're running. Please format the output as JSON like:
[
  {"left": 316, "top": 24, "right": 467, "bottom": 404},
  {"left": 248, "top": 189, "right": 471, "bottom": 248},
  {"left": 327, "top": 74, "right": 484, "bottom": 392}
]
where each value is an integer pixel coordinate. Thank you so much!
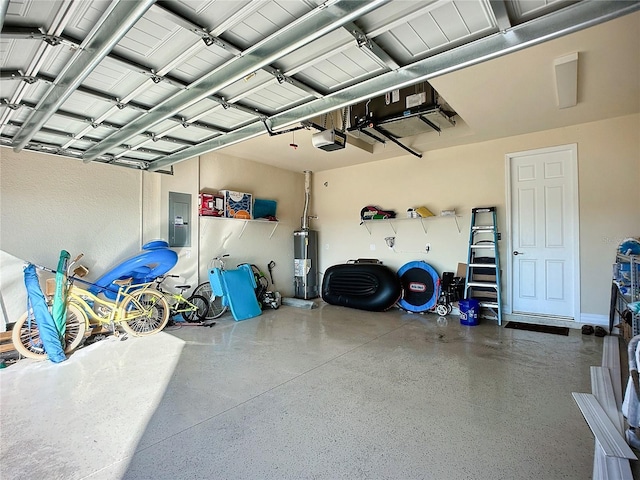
[
  {"left": 28, "top": 261, "right": 125, "bottom": 295},
  {"left": 28, "top": 263, "right": 58, "bottom": 275},
  {"left": 29, "top": 252, "right": 84, "bottom": 276},
  {"left": 155, "top": 274, "right": 179, "bottom": 283}
]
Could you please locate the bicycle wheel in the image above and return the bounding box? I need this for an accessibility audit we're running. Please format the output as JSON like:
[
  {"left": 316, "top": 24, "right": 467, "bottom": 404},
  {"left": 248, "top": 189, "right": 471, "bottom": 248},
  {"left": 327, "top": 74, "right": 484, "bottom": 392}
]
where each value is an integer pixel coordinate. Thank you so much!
[
  {"left": 193, "top": 281, "right": 227, "bottom": 319},
  {"left": 181, "top": 295, "right": 209, "bottom": 323},
  {"left": 120, "top": 289, "right": 169, "bottom": 336},
  {"left": 12, "top": 303, "right": 87, "bottom": 360}
]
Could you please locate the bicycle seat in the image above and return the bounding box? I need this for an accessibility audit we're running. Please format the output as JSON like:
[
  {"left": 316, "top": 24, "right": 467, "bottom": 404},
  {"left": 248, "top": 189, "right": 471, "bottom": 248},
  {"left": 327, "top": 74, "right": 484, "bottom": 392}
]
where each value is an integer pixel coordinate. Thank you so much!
[
  {"left": 113, "top": 278, "right": 133, "bottom": 286},
  {"left": 176, "top": 284, "right": 191, "bottom": 290}
]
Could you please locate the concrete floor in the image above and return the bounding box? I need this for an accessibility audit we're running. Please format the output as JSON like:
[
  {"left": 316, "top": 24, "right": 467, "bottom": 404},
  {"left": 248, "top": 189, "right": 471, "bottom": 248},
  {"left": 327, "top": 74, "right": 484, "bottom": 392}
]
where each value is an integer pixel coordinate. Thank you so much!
[{"left": 0, "top": 304, "right": 619, "bottom": 479}]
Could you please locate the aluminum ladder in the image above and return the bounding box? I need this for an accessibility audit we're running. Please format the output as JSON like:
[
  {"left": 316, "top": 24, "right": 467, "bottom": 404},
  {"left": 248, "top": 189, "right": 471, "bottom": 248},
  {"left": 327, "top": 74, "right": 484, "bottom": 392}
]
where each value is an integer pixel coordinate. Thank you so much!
[{"left": 464, "top": 206, "right": 503, "bottom": 325}]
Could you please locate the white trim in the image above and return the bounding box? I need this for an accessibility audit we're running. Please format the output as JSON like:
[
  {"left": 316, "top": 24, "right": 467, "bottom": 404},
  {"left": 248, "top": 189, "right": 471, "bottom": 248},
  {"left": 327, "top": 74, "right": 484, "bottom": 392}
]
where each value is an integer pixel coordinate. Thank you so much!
[
  {"left": 590, "top": 366, "right": 623, "bottom": 432},
  {"left": 504, "top": 155, "right": 513, "bottom": 315},
  {"left": 602, "top": 336, "right": 623, "bottom": 409},
  {"left": 504, "top": 143, "right": 580, "bottom": 321},
  {"left": 572, "top": 392, "right": 637, "bottom": 460}
]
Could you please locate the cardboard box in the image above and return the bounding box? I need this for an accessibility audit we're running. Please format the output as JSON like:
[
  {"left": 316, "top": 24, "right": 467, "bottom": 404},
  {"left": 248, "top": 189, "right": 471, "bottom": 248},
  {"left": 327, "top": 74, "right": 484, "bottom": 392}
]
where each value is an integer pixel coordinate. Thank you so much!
[
  {"left": 618, "top": 322, "right": 632, "bottom": 341},
  {"left": 472, "top": 291, "right": 498, "bottom": 300},
  {"left": 220, "top": 190, "right": 253, "bottom": 219},
  {"left": 472, "top": 274, "right": 497, "bottom": 283},
  {"left": 456, "top": 263, "right": 467, "bottom": 278}
]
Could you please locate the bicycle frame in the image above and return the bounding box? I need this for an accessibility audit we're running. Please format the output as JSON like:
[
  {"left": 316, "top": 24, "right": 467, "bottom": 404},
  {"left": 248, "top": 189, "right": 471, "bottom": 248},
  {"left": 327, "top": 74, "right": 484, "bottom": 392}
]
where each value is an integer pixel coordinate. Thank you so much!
[
  {"left": 67, "top": 279, "right": 158, "bottom": 329},
  {"left": 169, "top": 296, "right": 199, "bottom": 316},
  {"left": 154, "top": 277, "right": 199, "bottom": 318}
]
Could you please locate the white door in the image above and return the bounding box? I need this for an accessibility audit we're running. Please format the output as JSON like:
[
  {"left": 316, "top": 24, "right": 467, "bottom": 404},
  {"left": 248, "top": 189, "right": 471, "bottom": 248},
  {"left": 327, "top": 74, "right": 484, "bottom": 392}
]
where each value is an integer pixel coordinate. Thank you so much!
[{"left": 507, "top": 144, "right": 579, "bottom": 319}]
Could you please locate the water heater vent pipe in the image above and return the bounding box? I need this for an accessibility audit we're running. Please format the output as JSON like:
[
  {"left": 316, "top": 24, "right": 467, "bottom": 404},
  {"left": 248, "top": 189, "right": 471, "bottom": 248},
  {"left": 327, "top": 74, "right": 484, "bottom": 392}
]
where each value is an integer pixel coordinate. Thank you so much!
[{"left": 301, "top": 170, "right": 311, "bottom": 230}]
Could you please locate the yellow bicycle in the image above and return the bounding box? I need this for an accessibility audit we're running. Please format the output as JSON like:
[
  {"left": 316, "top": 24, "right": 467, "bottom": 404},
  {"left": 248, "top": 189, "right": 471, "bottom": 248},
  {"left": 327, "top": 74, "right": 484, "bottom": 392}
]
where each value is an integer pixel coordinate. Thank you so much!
[{"left": 12, "top": 255, "right": 170, "bottom": 360}]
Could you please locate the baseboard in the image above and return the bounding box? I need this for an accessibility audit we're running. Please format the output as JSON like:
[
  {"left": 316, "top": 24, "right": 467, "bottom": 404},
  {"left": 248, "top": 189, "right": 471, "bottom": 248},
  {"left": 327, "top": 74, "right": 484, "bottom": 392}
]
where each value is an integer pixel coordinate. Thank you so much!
[
  {"left": 505, "top": 313, "right": 579, "bottom": 329},
  {"left": 580, "top": 313, "right": 608, "bottom": 327},
  {"left": 501, "top": 313, "right": 610, "bottom": 330}
]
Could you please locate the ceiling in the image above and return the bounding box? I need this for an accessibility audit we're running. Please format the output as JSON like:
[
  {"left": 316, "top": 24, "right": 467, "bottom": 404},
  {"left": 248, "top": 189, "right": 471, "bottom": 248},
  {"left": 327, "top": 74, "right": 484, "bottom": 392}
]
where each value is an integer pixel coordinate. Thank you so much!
[{"left": 1, "top": 0, "right": 639, "bottom": 174}]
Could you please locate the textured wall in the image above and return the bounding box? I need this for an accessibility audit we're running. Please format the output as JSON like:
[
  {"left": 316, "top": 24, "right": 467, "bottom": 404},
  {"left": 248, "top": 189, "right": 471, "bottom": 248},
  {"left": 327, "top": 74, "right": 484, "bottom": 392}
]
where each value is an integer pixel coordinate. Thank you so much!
[{"left": 0, "top": 149, "right": 153, "bottom": 329}]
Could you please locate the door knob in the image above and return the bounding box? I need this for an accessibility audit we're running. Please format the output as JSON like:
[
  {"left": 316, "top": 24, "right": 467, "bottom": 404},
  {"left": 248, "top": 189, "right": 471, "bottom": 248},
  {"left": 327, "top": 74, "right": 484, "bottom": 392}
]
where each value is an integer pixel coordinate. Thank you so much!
[{"left": 513, "top": 251, "right": 524, "bottom": 255}]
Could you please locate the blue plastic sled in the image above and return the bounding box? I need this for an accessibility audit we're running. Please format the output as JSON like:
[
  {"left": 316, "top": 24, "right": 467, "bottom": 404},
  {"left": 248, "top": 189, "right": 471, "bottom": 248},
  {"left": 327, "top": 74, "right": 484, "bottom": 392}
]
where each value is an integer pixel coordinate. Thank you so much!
[{"left": 209, "top": 264, "right": 262, "bottom": 321}]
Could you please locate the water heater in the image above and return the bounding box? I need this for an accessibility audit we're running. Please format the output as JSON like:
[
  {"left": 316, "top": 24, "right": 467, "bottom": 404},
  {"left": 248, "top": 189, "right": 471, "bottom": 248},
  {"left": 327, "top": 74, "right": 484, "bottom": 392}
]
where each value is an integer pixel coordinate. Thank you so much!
[
  {"left": 294, "top": 229, "right": 319, "bottom": 299},
  {"left": 294, "top": 170, "right": 319, "bottom": 299}
]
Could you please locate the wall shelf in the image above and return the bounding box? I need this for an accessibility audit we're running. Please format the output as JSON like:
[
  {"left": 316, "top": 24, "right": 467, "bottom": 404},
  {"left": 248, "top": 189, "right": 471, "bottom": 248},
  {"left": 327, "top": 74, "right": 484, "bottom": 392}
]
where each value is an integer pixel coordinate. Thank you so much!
[
  {"left": 360, "top": 214, "right": 461, "bottom": 235},
  {"left": 200, "top": 216, "right": 279, "bottom": 239}
]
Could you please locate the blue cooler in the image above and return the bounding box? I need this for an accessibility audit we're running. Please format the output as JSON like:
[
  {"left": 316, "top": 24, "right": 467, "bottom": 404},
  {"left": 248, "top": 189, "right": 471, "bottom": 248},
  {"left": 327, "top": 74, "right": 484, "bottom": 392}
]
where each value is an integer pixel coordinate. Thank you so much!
[{"left": 459, "top": 299, "right": 480, "bottom": 326}]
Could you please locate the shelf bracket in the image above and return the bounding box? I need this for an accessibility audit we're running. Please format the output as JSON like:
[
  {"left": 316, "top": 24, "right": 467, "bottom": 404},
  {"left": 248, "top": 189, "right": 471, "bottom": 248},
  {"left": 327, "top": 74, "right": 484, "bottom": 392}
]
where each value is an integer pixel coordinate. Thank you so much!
[
  {"left": 419, "top": 217, "right": 427, "bottom": 235},
  {"left": 238, "top": 221, "right": 249, "bottom": 238},
  {"left": 361, "top": 220, "right": 395, "bottom": 234},
  {"left": 269, "top": 222, "right": 278, "bottom": 239}
]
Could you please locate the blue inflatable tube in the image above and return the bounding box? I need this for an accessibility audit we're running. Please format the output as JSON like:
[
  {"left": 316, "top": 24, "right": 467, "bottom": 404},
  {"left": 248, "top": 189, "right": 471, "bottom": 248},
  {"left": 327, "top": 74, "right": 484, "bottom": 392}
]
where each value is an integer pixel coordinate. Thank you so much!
[{"left": 89, "top": 241, "right": 178, "bottom": 299}]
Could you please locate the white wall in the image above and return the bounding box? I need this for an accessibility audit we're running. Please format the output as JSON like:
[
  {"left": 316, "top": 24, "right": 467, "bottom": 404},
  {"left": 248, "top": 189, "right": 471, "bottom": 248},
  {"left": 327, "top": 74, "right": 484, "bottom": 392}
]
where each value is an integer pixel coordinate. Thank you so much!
[
  {"left": 0, "top": 148, "right": 163, "bottom": 330},
  {"left": 198, "top": 152, "right": 305, "bottom": 297},
  {"left": 313, "top": 114, "right": 640, "bottom": 320}
]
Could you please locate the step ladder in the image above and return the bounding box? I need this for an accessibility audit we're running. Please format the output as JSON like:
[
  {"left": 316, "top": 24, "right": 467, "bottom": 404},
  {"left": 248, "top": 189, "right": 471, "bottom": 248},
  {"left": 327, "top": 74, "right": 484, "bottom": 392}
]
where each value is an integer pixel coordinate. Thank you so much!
[{"left": 464, "top": 206, "right": 502, "bottom": 325}]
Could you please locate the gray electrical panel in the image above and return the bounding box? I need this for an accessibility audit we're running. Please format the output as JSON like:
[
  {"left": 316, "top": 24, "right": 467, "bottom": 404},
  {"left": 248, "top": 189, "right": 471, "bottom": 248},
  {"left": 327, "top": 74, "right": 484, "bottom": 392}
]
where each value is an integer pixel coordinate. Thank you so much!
[{"left": 168, "top": 192, "right": 191, "bottom": 247}]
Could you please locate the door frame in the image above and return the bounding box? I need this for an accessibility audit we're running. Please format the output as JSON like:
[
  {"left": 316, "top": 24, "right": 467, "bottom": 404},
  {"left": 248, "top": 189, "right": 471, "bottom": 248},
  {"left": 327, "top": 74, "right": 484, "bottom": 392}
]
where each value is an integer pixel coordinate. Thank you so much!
[{"left": 504, "top": 143, "right": 581, "bottom": 320}]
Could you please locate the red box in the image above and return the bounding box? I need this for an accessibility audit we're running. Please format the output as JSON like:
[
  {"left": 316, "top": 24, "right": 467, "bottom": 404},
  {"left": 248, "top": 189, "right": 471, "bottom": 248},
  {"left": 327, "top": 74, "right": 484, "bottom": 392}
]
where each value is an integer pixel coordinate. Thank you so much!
[{"left": 199, "top": 193, "right": 216, "bottom": 216}]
